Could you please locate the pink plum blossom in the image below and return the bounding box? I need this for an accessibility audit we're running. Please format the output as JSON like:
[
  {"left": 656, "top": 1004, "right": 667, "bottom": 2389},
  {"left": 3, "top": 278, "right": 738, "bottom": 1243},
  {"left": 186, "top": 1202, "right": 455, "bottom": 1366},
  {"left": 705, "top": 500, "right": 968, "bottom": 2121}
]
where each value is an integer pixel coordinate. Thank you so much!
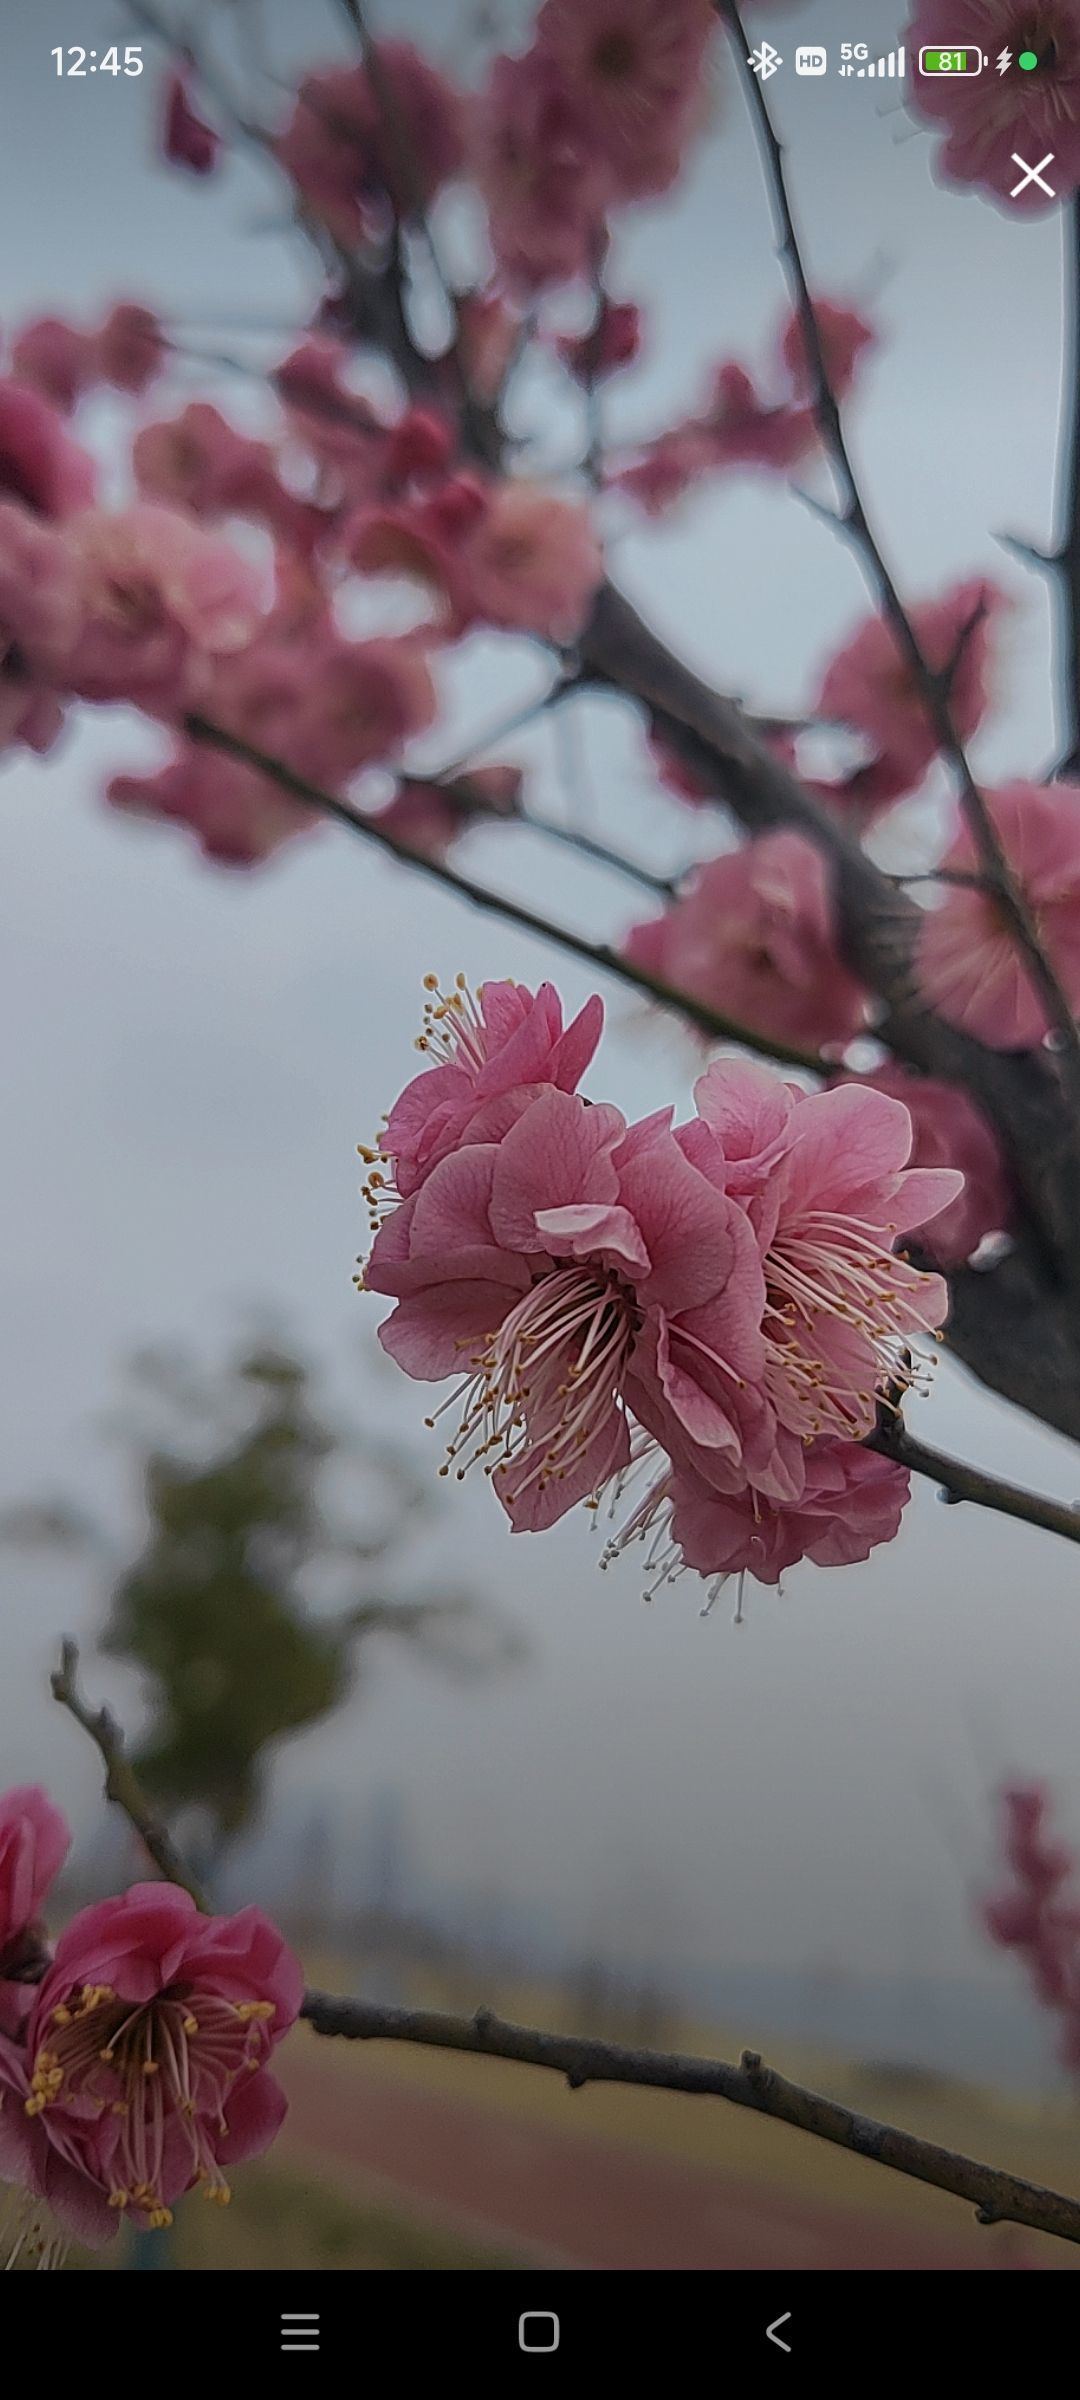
[
  {"left": 779, "top": 299, "right": 876, "bottom": 402},
  {"left": 906, "top": 2, "right": 1080, "bottom": 211},
  {"left": 917, "top": 781, "right": 1080, "bottom": 1047},
  {"left": 163, "top": 69, "right": 221, "bottom": 176},
  {"left": 10, "top": 318, "right": 95, "bottom": 416},
  {"left": 278, "top": 47, "right": 464, "bottom": 244},
  {"left": 535, "top": 0, "right": 715, "bottom": 200},
  {"left": 557, "top": 299, "right": 643, "bottom": 384},
  {"left": 0, "top": 379, "right": 95, "bottom": 518},
  {"left": 457, "top": 483, "right": 604, "bottom": 644},
  {"left": 0, "top": 503, "right": 80, "bottom": 672},
  {"left": 109, "top": 750, "right": 314, "bottom": 868},
  {"left": 371, "top": 766, "right": 522, "bottom": 863},
  {"left": 0, "top": 1788, "right": 70, "bottom": 2037},
  {"left": 94, "top": 304, "right": 165, "bottom": 396},
  {"left": 473, "top": 51, "right": 612, "bottom": 292},
  {"left": 983, "top": 1784, "right": 1080, "bottom": 2061},
  {"left": 376, "top": 976, "right": 605, "bottom": 1200},
  {"left": 368, "top": 1083, "right": 767, "bottom": 1532},
  {"left": 848, "top": 1066, "right": 1014, "bottom": 1268},
  {"left": 816, "top": 578, "right": 1005, "bottom": 797},
  {"left": 658, "top": 1436, "right": 910, "bottom": 1588},
  {"left": 65, "top": 504, "right": 265, "bottom": 709},
  {"left": 6, "top": 1884, "right": 302, "bottom": 2237},
  {"left": 624, "top": 832, "right": 868, "bottom": 1055},
  {"left": 681, "top": 1060, "right": 958, "bottom": 1449}
]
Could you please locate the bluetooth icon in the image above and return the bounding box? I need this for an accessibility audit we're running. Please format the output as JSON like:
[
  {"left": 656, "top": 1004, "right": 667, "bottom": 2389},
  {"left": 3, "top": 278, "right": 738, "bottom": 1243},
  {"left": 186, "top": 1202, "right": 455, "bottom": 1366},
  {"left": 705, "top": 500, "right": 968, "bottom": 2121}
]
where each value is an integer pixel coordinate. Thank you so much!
[{"left": 748, "top": 40, "right": 783, "bottom": 81}]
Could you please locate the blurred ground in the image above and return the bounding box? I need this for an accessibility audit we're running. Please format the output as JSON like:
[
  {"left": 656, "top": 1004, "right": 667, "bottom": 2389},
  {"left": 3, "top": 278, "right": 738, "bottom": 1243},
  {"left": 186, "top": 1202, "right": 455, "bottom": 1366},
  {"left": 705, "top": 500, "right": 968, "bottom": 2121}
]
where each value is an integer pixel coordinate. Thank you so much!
[{"left": 273, "top": 1982, "right": 1080, "bottom": 2271}]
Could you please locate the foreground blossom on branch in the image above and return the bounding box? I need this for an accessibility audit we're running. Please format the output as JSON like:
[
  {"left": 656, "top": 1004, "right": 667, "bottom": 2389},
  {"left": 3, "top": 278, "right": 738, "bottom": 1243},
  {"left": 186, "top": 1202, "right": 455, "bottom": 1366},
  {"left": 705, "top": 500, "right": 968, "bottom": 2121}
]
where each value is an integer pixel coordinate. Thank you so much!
[
  {"left": 906, "top": 2, "right": 1080, "bottom": 210},
  {"left": 984, "top": 1783, "right": 1080, "bottom": 2072},
  {"left": 362, "top": 983, "right": 958, "bottom": 1592},
  {"left": 0, "top": 1788, "right": 69, "bottom": 2038},
  {"left": 0, "top": 1881, "right": 302, "bottom": 2244},
  {"left": 624, "top": 830, "right": 868, "bottom": 1055},
  {"left": 917, "top": 781, "right": 1080, "bottom": 1047}
]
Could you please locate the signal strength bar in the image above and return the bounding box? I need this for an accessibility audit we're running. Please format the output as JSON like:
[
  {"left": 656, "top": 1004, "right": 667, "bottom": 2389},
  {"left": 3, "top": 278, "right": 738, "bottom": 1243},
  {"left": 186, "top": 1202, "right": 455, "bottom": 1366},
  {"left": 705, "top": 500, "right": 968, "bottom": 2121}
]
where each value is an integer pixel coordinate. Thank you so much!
[{"left": 861, "top": 46, "right": 905, "bottom": 77}]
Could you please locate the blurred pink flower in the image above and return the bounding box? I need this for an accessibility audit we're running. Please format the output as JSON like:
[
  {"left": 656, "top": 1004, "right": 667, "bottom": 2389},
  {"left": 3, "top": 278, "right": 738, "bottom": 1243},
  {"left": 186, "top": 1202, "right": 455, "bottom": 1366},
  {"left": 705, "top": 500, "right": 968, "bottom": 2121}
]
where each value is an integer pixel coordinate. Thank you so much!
[
  {"left": 662, "top": 1436, "right": 910, "bottom": 1586},
  {"left": 0, "top": 1788, "right": 70, "bottom": 2038},
  {"left": 817, "top": 577, "right": 1005, "bottom": 797},
  {"left": 984, "top": 1784, "right": 1080, "bottom": 2039},
  {"left": 917, "top": 781, "right": 1080, "bottom": 1047},
  {"left": 535, "top": 0, "right": 715, "bottom": 199},
  {"left": 10, "top": 318, "right": 95, "bottom": 416},
  {"left": 162, "top": 69, "right": 221, "bottom": 176},
  {"left": 0, "top": 379, "right": 95, "bottom": 518},
  {"left": 371, "top": 766, "right": 522, "bottom": 862},
  {"left": 779, "top": 299, "right": 876, "bottom": 401},
  {"left": 66, "top": 503, "right": 264, "bottom": 708},
  {"left": 94, "top": 304, "right": 165, "bottom": 396},
  {"left": 557, "top": 298, "right": 643, "bottom": 384},
  {"left": 0, "top": 502, "right": 80, "bottom": 670},
  {"left": 378, "top": 976, "right": 604, "bottom": 1199},
  {"left": 10, "top": 1884, "right": 301, "bottom": 2237},
  {"left": 109, "top": 750, "right": 313, "bottom": 867},
  {"left": 624, "top": 831, "right": 868, "bottom": 1054},
  {"left": 473, "top": 51, "right": 611, "bottom": 291},
  {"left": 457, "top": 291, "right": 520, "bottom": 402},
  {"left": 134, "top": 402, "right": 268, "bottom": 518},
  {"left": 849, "top": 1065, "right": 1014, "bottom": 1267},
  {"left": 278, "top": 46, "right": 464, "bottom": 243},
  {"left": 906, "top": 2, "right": 1080, "bottom": 210},
  {"left": 458, "top": 482, "right": 603, "bottom": 643}
]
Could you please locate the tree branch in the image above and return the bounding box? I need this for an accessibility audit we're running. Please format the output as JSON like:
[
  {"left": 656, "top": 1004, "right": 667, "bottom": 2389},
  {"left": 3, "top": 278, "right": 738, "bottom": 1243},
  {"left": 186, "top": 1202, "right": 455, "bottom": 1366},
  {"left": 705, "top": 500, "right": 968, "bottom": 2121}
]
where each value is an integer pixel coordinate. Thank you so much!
[
  {"left": 721, "top": 1, "right": 1080, "bottom": 1112},
  {"left": 184, "top": 712, "right": 832, "bottom": 1075},
  {"left": 870, "top": 1415, "right": 1080, "bottom": 1547},
  {"left": 49, "top": 1641, "right": 209, "bottom": 1909},
  {"left": 298, "top": 1991, "right": 1080, "bottom": 2250}
]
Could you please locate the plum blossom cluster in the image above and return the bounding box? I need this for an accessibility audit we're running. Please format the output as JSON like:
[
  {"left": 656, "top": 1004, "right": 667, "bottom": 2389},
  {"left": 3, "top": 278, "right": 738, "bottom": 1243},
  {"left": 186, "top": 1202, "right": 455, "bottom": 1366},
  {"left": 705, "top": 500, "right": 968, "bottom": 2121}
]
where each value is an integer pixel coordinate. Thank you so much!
[
  {"left": 0, "top": 1785, "right": 301, "bottom": 2255},
  {"left": 0, "top": 294, "right": 604, "bottom": 863},
  {"left": 984, "top": 1783, "right": 1080, "bottom": 2075},
  {"left": 361, "top": 977, "right": 963, "bottom": 1601},
  {"left": 612, "top": 298, "right": 875, "bottom": 517}
]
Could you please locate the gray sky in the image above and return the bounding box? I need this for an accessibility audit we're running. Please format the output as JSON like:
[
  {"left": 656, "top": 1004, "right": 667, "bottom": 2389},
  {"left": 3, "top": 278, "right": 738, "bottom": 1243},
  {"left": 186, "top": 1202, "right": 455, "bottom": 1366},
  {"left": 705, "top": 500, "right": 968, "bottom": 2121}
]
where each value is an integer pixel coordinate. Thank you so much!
[{"left": 3, "top": 0, "right": 1080, "bottom": 2014}]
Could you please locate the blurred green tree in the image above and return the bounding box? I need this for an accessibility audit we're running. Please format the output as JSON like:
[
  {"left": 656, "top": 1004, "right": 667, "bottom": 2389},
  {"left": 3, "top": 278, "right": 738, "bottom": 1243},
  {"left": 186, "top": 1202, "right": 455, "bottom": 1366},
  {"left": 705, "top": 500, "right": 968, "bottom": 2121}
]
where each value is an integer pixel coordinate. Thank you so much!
[{"left": 4, "top": 1335, "right": 518, "bottom": 1858}]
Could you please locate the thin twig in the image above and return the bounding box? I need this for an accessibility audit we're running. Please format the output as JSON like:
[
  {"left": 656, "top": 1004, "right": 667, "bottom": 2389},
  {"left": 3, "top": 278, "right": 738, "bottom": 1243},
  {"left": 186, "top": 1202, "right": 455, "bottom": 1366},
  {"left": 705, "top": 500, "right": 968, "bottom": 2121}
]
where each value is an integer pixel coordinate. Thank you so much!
[
  {"left": 299, "top": 1992, "right": 1080, "bottom": 2250},
  {"left": 50, "top": 1641, "right": 209, "bottom": 1909},
  {"left": 870, "top": 1418, "right": 1080, "bottom": 1548},
  {"left": 184, "top": 712, "right": 832, "bottom": 1075},
  {"left": 722, "top": 1, "right": 1080, "bottom": 1109}
]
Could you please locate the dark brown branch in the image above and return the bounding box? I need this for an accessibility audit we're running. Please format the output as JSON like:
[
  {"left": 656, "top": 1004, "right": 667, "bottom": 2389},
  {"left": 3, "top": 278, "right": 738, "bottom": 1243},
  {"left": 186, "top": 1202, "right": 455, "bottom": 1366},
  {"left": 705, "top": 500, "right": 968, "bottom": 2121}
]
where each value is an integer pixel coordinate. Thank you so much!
[
  {"left": 184, "top": 712, "right": 831, "bottom": 1075},
  {"left": 299, "top": 1992, "right": 1080, "bottom": 2250},
  {"left": 870, "top": 1416, "right": 1080, "bottom": 1547},
  {"left": 721, "top": 1, "right": 1080, "bottom": 1110},
  {"left": 50, "top": 1641, "right": 209, "bottom": 1909}
]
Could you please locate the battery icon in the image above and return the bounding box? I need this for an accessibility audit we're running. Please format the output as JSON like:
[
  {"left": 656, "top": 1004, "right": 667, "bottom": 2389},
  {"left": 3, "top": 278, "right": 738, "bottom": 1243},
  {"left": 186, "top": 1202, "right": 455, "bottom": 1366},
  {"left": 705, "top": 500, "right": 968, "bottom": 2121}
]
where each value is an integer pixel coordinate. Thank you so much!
[{"left": 918, "top": 46, "right": 985, "bottom": 75}]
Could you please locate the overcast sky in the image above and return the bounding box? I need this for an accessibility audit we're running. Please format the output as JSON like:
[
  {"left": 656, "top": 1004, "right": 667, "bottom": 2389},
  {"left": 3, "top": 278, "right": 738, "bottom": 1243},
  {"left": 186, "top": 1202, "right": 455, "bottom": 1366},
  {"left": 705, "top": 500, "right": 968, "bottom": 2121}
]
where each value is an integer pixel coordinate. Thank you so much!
[{"left": 3, "top": 0, "right": 1080, "bottom": 2016}]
